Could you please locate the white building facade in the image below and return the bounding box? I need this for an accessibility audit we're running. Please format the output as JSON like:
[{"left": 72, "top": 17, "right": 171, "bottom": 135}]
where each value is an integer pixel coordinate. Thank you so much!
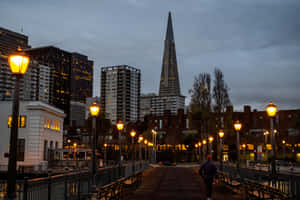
[{"left": 0, "top": 101, "right": 65, "bottom": 169}]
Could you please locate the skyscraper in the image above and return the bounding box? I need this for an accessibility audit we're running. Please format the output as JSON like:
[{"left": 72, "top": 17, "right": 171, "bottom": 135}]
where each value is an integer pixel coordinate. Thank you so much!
[
  {"left": 142, "top": 12, "right": 185, "bottom": 118},
  {"left": 101, "top": 65, "right": 140, "bottom": 124},
  {"left": 159, "top": 12, "right": 181, "bottom": 96},
  {"left": 0, "top": 27, "right": 30, "bottom": 56},
  {"left": 25, "top": 46, "right": 93, "bottom": 126}
]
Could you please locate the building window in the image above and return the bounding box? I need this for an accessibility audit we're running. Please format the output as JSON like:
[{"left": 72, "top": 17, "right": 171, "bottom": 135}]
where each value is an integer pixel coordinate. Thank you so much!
[
  {"left": 44, "top": 117, "right": 61, "bottom": 132},
  {"left": 17, "top": 139, "right": 25, "bottom": 161},
  {"left": 8, "top": 116, "right": 26, "bottom": 128},
  {"left": 159, "top": 120, "right": 162, "bottom": 129},
  {"left": 44, "top": 140, "right": 48, "bottom": 160}
]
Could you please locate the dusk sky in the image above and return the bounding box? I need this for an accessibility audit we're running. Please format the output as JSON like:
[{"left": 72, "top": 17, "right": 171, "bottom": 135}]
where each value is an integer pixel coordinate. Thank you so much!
[{"left": 1, "top": 0, "right": 300, "bottom": 111}]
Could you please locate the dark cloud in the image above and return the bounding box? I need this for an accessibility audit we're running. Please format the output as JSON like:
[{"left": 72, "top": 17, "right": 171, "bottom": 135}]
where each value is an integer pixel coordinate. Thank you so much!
[{"left": 1, "top": 0, "right": 299, "bottom": 110}]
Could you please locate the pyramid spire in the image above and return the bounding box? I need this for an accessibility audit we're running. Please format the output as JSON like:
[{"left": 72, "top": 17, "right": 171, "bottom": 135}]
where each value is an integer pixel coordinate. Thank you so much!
[
  {"left": 159, "top": 12, "right": 181, "bottom": 96},
  {"left": 165, "top": 12, "right": 174, "bottom": 41}
]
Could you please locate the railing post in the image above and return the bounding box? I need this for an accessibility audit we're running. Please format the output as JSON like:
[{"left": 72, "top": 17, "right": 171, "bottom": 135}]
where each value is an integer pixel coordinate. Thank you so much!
[
  {"left": 48, "top": 173, "right": 52, "bottom": 200},
  {"left": 23, "top": 177, "right": 28, "bottom": 200}
]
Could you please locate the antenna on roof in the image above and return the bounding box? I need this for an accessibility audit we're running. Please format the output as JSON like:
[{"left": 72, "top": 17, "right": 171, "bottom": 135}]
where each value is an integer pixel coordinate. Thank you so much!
[{"left": 21, "top": 26, "right": 23, "bottom": 33}]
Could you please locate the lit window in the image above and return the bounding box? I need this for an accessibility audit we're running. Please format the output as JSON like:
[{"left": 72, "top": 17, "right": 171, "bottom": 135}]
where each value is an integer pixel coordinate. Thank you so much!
[{"left": 8, "top": 116, "right": 26, "bottom": 128}]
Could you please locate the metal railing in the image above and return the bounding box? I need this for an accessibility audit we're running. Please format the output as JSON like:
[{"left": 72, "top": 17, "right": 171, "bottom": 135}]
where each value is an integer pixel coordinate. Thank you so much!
[
  {"left": 0, "top": 161, "right": 149, "bottom": 200},
  {"left": 219, "top": 163, "right": 300, "bottom": 199}
]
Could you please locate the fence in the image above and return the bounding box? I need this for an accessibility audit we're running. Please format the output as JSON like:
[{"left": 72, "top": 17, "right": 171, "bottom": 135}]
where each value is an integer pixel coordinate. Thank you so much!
[
  {"left": 220, "top": 163, "right": 300, "bottom": 199},
  {"left": 0, "top": 161, "right": 149, "bottom": 200}
]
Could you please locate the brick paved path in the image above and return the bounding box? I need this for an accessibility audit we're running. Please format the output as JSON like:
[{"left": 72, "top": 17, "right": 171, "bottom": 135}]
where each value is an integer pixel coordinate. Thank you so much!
[{"left": 129, "top": 167, "right": 243, "bottom": 200}]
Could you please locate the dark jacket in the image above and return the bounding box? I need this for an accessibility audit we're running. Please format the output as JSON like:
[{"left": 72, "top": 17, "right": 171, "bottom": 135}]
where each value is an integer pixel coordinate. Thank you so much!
[{"left": 199, "top": 160, "right": 217, "bottom": 182}]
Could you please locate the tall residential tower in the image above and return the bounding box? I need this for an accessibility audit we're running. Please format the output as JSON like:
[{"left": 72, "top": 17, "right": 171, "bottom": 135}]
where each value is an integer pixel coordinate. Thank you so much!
[{"left": 101, "top": 65, "right": 141, "bottom": 124}]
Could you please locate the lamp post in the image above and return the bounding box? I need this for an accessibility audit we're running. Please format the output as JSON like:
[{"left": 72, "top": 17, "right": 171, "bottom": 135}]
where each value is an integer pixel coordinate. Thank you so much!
[
  {"left": 148, "top": 142, "right": 152, "bottom": 162},
  {"left": 266, "top": 102, "right": 277, "bottom": 179},
  {"left": 89, "top": 102, "right": 100, "bottom": 192},
  {"left": 282, "top": 140, "right": 286, "bottom": 160},
  {"left": 73, "top": 142, "right": 78, "bottom": 168},
  {"left": 195, "top": 144, "right": 199, "bottom": 162},
  {"left": 264, "top": 131, "right": 269, "bottom": 161},
  {"left": 144, "top": 139, "right": 148, "bottom": 161},
  {"left": 138, "top": 136, "right": 143, "bottom": 161},
  {"left": 130, "top": 130, "right": 136, "bottom": 174},
  {"left": 208, "top": 136, "right": 214, "bottom": 158},
  {"left": 234, "top": 120, "right": 242, "bottom": 176},
  {"left": 242, "top": 144, "right": 246, "bottom": 165},
  {"left": 218, "top": 130, "right": 224, "bottom": 171},
  {"left": 7, "top": 47, "right": 29, "bottom": 199},
  {"left": 202, "top": 139, "right": 207, "bottom": 161},
  {"left": 152, "top": 129, "right": 157, "bottom": 163},
  {"left": 198, "top": 142, "right": 202, "bottom": 163},
  {"left": 116, "top": 121, "right": 124, "bottom": 176},
  {"left": 104, "top": 143, "right": 107, "bottom": 167}
]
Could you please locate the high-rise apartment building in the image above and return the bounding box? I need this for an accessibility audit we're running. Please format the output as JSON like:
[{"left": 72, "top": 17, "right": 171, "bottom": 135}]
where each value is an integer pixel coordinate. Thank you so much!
[
  {"left": 0, "top": 54, "right": 48, "bottom": 102},
  {"left": 101, "top": 65, "right": 140, "bottom": 124},
  {"left": 0, "top": 27, "right": 30, "bottom": 56},
  {"left": 25, "top": 46, "right": 93, "bottom": 126}
]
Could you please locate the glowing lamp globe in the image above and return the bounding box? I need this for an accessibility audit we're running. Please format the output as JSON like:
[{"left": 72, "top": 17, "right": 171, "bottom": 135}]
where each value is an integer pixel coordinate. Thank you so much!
[
  {"left": 195, "top": 144, "right": 198, "bottom": 148},
  {"left": 130, "top": 130, "right": 136, "bottom": 137},
  {"left": 116, "top": 121, "right": 124, "bottom": 131},
  {"left": 266, "top": 102, "right": 277, "bottom": 117},
  {"left": 209, "top": 136, "right": 214, "bottom": 143},
  {"left": 73, "top": 142, "right": 77, "bottom": 148},
  {"left": 8, "top": 48, "right": 29, "bottom": 75},
  {"left": 203, "top": 140, "right": 207, "bottom": 145},
  {"left": 282, "top": 140, "right": 286, "bottom": 144},
  {"left": 198, "top": 142, "right": 201, "bottom": 147},
  {"left": 144, "top": 139, "right": 148, "bottom": 145},
  {"left": 104, "top": 143, "right": 108, "bottom": 147},
  {"left": 218, "top": 130, "right": 225, "bottom": 138},
  {"left": 234, "top": 120, "right": 242, "bottom": 131},
  {"left": 242, "top": 144, "right": 246, "bottom": 148},
  {"left": 90, "top": 102, "right": 100, "bottom": 116},
  {"left": 138, "top": 136, "right": 143, "bottom": 142}
]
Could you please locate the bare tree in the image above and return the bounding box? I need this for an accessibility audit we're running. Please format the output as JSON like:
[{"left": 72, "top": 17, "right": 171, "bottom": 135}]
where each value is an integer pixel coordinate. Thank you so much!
[
  {"left": 189, "top": 73, "right": 212, "bottom": 139},
  {"left": 212, "top": 68, "right": 231, "bottom": 129}
]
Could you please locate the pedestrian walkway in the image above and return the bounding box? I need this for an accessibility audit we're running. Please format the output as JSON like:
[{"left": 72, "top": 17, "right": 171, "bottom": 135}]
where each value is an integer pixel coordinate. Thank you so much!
[{"left": 129, "top": 166, "right": 243, "bottom": 200}]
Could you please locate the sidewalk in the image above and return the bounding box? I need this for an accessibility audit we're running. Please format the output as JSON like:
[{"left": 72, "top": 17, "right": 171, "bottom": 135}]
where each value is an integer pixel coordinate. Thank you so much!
[{"left": 129, "top": 166, "right": 243, "bottom": 200}]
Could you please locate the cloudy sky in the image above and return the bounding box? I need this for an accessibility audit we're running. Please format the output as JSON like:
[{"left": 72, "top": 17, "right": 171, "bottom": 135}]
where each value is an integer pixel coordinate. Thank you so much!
[{"left": 1, "top": 0, "right": 300, "bottom": 111}]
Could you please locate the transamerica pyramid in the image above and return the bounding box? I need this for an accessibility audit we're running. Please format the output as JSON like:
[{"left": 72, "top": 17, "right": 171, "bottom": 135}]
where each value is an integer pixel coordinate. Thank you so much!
[{"left": 159, "top": 12, "right": 181, "bottom": 96}]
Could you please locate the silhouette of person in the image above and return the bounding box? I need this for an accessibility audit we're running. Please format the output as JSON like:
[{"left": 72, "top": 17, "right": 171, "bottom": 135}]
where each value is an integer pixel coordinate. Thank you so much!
[{"left": 199, "top": 155, "right": 218, "bottom": 200}]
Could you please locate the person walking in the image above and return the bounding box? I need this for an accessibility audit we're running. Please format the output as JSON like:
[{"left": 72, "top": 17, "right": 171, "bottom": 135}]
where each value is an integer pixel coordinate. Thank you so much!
[{"left": 199, "top": 155, "right": 218, "bottom": 200}]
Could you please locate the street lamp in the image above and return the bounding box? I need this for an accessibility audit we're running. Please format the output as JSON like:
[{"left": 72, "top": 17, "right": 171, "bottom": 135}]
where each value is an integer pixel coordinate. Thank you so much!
[
  {"left": 198, "top": 142, "right": 202, "bottom": 163},
  {"left": 116, "top": 121, "right": 124, "bottom": 176},
  {"left": 144, "top": 139, "right": 148, "bottom": 161},
  {"left": 264, "top": 130, "right": 269, "bottom": 161},
  {"left": 234, "top": 120, "right": 242, "bottom": 176},
  {"left": 130, "top": 130, "right": 136, "bottom": 174},
  {"left": 202, "top": 139, "right": 207, "bottom": 161},
  {"left": 282, "top": 140, "right": 286, "bottom": 160},
  {"left": 195, "top": 144, "right": 199, "bottom": 162},
  {"left": 73, "top": 142, "right": 78, "bottom": 168},
  {"left": 104, "top": 143, "right": 107, "bottom": 167},
  {"left": 266, "top": 102, "right": 277, "bottom": 178},
  {"left": 152, "top": 129, "right": 157, "bottom": 163},
  {"left": 89, "top": 102, "right": 100, "bottom": 192},
  {"left": 208, "top": 136, "right": 214, "bottom": 158},
  {"left": 7, "top": 47, "right": 30, "bottom": 199},
  {"left": 242, "top": 144, "right": 246, "bottom": 164},
  {"left": 218, "top": 130, "right": 224, "bottom": 171},
  {"left": 138, "top": 136, "right": 143, "bottom": 161}
]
